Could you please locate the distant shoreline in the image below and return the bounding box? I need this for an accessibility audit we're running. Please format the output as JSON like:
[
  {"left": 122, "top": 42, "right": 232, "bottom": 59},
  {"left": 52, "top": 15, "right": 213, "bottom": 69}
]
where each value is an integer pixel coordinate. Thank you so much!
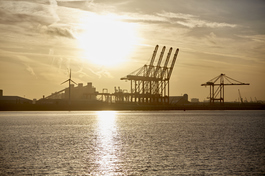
[{"left": 1, "top": 102, "right": 264, "bottom": 111}]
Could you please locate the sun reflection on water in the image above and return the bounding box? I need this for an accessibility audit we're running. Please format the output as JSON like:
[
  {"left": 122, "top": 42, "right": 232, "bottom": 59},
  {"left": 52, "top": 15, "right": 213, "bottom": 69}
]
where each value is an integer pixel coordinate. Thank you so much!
[
  {"left": 96, "top": 111, "right": 120, "bottom": 174},
  {"left": 97, "top": 111, "right": 116, "bottom": 134}
]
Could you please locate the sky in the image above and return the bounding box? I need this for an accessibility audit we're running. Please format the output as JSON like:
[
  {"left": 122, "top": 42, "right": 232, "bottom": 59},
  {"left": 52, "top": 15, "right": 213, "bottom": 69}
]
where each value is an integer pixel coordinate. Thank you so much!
[{"left": 0, "top": 0, "right": 264, "bottom": 102}]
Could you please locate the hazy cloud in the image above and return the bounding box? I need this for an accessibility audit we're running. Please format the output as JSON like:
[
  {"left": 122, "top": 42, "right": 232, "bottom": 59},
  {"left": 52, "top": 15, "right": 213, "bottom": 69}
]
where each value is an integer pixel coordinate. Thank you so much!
[
  {"left": 120, "top": 13, "right": 168, "bottom": 24},
  {"left": 76, "top": 66, "right": 90, "bottom": 78},
  {"left": 88, "top": 67, "right": 113, "bottom": 79},
  {"left": 157, "top": 12, "right": 237, "bottom": 28},
  {"left": 24, "top": 64, "right": 37, "bottom": 77},
  {"left": 16, "top": 55, "right": 37, "bottom": 77},
  {"left": 56, "top": 0, "right": 116, "bottom": 13},
  {"left": 0, "top": 1, "right": 59, "bottom": 25},
  {"left": 41, "top": 24, "right": 76, "bottom": 38},
  {"left": 56, "top": 0, "right": 92, "bottom": 1},
  {"left": 204, "top": 32, "right": 233, "bottom": 47},
  {"left": 237, "top": 34, "right": 265, "bottom": 43},
  {"left": 0, "top": 1, "right": 76, "bottom": 39}
]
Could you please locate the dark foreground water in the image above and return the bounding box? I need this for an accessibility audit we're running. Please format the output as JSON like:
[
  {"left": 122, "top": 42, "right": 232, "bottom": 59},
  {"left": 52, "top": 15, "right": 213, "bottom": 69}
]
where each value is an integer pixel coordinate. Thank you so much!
[{"left": 0, "top": 110, "right": 264, "bottom": 175}]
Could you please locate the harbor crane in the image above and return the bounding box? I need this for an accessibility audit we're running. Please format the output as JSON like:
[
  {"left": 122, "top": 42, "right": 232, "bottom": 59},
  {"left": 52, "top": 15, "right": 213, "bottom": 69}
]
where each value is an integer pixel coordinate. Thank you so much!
[
  {"left": 121, "top": 45, "right": 179, "bottom": 104},
  {"left": 201, "top": 73, "right": 249, "bottom": 104}
]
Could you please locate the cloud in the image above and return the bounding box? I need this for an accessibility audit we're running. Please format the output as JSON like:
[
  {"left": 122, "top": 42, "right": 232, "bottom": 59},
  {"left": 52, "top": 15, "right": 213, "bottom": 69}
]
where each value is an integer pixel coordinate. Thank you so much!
[
  {"left": 88, "top": 67, "right": 113, "bottom": 79},
  {"left": 15, "top": 55, "right": 37, "bottom": 77},
  {"left": 0, "top": 0, "right": 77, "bottom": 40},
  {"left": 40, "top": 24, "right": 76, "bottom": 38},
  {"left": 205, "top": 32, "right": 217, "bottom": 45},
  {"left": 76, "top": 67, "right": 90, "bottom": 78},
  {"left": 157, "top": 11, "right": 237, "bottom": 28},
  {"left": 204, "top": 32, "right": 233, "bottom": 46},
  {"left": 0, "top": 1, "right": 76, "bottom": 39},
  {"left": 237, "top": 34, "right": 265, "bottom": 43},
  {"left": 56, "top": 0, "right": 91, "bottom": 1},
  {"left": 24, "top": 64, "right": 37, "bottom": 77},
  {"left": 0, "top": 1, "right": 59, "bottom": 26},
  {"left": 56, "top": 0, "right": 116, "bottom": 13},
  {"left": 119, "top": 12, "right": 168, "bottom": 24},
  {"left": 112, "top": 10, "right": 236, "bottom": 30}
]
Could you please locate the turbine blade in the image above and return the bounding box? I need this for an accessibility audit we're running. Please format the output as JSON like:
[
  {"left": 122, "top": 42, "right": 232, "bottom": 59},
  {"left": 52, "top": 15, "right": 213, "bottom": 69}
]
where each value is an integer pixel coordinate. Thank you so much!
[
  {"left": 61, "top": 79, "right": 69, "bottom": 85},
  {"left": 71, "top": 79, "right": 78, "bottom": 85},
  {"left": 70, "top": 69, "right": 71, "bottom": 79}
]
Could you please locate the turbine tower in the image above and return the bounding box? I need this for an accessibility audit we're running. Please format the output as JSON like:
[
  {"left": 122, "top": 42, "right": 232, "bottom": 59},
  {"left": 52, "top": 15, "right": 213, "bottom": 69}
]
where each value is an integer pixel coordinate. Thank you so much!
[{"left": 61, "top": 69, "right": 77, "bottom": 104}]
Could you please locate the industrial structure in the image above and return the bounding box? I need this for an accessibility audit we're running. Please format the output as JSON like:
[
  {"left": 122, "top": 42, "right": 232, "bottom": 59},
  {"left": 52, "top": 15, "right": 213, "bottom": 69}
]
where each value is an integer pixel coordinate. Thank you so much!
[
  {"left": 0, "top": 90, "right": 32, "bottom": 104},
  {"left": 43, "top": 69, "right": 97, "bottom": 103},
  {"left": 120, "top": 45, "right": 179, "bottom": 104},
  {"left": 201, "top": 73, "right": 249, "bottom": 104},
  {"left": 43, "top": 45, "right": 181, "bottom": 105},
  {"left": 45, "top": 82, "right": 97, "bottom": 102}
]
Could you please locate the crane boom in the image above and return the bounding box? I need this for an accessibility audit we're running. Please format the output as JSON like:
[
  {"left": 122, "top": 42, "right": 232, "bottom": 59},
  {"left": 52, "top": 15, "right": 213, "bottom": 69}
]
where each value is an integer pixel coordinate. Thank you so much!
[
  {"left": 120, "top": 45, "right": 179, "bottom": 105},
  {"left": 146, "top": 45, "right": 159, "bottom": 77},
  {"left": 149, "top": 45, "right": 159, "bottom": 66},
  {"left": 161, "top": 47, "right": 172, "bottom": 79},
  {"left": 167, "top": 48, "right": 179, "bottom": 79},
  {"left": 153, "top": 46, "right": 166, "bottom": 77}
]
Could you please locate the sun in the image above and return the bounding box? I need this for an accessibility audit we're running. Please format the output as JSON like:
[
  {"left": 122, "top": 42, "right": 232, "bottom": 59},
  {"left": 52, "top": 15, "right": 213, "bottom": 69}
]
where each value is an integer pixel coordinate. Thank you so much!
[{"left": 77, "top": 14, "right": 138, "bottom": 67}]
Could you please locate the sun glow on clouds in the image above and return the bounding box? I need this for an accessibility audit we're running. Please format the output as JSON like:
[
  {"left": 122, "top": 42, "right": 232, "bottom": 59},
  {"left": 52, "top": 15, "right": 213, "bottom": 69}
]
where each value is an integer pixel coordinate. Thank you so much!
[{"left": 77, "top": 14, "right": 138, "bottom": 67}]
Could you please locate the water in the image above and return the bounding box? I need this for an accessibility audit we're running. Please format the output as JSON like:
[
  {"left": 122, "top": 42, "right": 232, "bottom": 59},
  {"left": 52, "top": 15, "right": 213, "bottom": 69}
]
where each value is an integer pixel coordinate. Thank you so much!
[{"left": 0, "top": 110, "right": 264, "bottom": 175}]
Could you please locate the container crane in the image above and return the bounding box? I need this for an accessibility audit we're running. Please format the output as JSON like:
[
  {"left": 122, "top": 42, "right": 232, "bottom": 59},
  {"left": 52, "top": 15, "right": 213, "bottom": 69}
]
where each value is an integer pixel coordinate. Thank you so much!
[
  {"left": 121, "top": 45, "right": 179, "bottom": 104},
  {"left": 201, "top": 73, "right": 249, "bottom": 104}
]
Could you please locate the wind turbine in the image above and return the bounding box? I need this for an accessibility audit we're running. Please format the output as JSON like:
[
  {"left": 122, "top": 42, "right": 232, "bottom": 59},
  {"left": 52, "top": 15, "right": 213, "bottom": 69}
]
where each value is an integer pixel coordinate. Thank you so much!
[{"left": 61, "top": 69, "right": 77, "bottom": 104}]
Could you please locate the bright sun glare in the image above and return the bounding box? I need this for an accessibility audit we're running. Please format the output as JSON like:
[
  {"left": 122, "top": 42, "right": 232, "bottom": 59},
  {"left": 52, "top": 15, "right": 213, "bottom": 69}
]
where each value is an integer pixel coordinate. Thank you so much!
[{"left": 77, "top": 14, "right": 138, "bottom": 67}]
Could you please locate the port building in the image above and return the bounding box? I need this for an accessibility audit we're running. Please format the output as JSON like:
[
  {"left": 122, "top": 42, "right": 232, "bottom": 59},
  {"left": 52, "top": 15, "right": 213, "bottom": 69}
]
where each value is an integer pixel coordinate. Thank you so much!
[
  {"left": 44, "top": 82, "right": 98, "bottom": 102},
  {"left": 0, "top": 90, "right": 32, "bottom": 105}
]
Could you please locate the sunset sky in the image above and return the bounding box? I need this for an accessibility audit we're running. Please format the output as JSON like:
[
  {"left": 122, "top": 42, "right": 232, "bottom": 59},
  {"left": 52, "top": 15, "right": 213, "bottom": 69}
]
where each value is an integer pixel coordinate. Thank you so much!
[{"left": 0, "top": 0, "right": 264, "bottom": 102}]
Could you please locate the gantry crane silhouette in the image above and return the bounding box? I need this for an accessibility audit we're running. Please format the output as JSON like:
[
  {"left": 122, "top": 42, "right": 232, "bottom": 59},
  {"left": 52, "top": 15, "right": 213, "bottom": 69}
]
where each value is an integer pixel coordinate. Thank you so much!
[
  {"left": 201, "top": 73, "right": 249, "bottom": 104},
  {"left": 121, "top": 45, "right": 179, "bottom": 104}
]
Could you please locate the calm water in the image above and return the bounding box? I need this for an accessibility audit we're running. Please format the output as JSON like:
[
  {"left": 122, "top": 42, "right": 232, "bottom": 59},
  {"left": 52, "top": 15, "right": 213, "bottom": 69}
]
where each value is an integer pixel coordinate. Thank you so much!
[{"left": 0, "top": 110, "right": 264, "bottom": 175}]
